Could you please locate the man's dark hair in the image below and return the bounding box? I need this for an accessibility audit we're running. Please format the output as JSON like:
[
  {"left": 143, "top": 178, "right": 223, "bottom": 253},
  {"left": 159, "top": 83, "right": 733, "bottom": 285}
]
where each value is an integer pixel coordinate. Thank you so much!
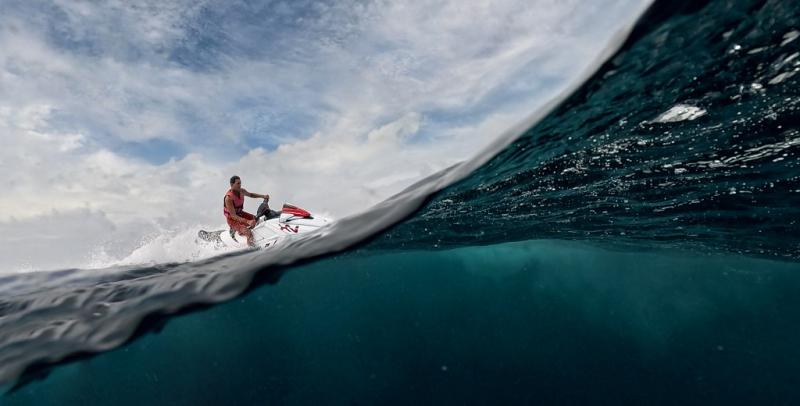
[{"left": 230, "top": 175, "right": 240, "bottom": 185}]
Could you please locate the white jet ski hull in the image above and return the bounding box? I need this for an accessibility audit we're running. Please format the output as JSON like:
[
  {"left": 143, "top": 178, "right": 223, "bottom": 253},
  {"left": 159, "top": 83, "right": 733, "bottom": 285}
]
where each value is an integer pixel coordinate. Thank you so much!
[{"left": 198, "top": 203, "right": 331, "bottom": 250}]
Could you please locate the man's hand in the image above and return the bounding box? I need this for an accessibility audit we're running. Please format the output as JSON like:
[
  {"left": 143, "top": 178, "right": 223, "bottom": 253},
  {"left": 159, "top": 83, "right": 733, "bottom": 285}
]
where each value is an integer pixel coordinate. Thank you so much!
[{"left": 248, "top": 219, "right": 257, "bottom": 228}]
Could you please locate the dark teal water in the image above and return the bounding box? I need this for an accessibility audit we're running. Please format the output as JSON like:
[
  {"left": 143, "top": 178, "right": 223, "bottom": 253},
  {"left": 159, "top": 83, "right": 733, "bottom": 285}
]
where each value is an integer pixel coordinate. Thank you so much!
[
  {"left": 3, "top": 0, "right": 800, "bottom": 403},
  {"left": 5, "top": 241, "right": 800, "bottom": 405}
]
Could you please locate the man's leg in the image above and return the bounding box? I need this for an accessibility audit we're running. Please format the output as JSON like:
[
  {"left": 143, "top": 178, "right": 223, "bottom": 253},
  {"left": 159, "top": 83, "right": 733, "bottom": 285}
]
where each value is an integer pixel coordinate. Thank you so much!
[
  {"left": 240, "top": 212, "right": 256, "bottom": 246},
  {"left": 230, "top": 219, "right": 255, "bottom": 247},
  {"left": 242, "top": 228, "right": 254, "bottom": 247}
]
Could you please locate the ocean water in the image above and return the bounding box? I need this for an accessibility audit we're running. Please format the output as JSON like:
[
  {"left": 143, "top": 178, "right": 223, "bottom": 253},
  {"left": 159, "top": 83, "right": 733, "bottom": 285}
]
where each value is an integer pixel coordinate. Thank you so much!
[
  {"left": 6, "top": 242, "right": 800, "bottom": 405},
  {"left": 376, "top": 0, "right": 800, "bottom": 259},
  {"left": 3, "top": 0, "right": 800, "bottom": 404}
]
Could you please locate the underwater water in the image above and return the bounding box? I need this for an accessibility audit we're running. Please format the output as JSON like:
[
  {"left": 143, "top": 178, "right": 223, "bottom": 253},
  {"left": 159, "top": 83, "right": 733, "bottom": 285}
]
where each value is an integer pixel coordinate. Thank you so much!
[
  {"left": 3, "top": 0, "right": 800, "bottom": 403},
  {"left": 6, "top": 241, "right": 800, "bottom": 405}
]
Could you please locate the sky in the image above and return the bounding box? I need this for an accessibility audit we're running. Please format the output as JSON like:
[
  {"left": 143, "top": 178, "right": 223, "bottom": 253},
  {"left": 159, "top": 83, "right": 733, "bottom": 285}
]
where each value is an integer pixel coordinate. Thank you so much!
[{"left": 0, "top": 0, "right": 651, "bottom": 271}]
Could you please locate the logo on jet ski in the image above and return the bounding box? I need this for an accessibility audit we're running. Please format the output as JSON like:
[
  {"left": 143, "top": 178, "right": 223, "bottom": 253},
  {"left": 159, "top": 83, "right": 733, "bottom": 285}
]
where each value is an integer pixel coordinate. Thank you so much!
[{"left": 280, "top": 224, "right": 300, "bottom": 233}]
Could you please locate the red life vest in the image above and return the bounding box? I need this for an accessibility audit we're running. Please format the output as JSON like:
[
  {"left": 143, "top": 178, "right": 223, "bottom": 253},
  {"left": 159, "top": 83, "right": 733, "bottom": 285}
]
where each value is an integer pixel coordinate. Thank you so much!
[{"left": 223, "top": 189, "right": 244, "bottom": 219}]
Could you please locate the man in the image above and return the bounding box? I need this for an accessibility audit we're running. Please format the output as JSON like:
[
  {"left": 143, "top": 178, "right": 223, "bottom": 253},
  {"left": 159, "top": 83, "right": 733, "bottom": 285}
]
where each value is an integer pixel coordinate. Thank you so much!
[{"left": 224, "top": 175, "right": 269, "bottom": 247}]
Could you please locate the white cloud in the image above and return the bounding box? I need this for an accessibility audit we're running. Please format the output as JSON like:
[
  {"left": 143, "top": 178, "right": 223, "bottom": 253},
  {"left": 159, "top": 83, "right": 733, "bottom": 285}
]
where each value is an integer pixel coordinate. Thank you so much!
[
  {"left": 0, "top": 0, "right": 652, "bottom": 271},
  {"left": 0, "top": 208, "right": 155, "bottom": 272},
  {"left": 366, "top": 113, "right": 422, "bottom": 145}
]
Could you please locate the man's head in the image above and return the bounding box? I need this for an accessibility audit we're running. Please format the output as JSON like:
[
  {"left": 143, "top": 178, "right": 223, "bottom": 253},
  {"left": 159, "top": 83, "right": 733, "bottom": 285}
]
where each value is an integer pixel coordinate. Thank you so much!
[{"left": 230, "top": 175, "right": 242, "bottom": 191}]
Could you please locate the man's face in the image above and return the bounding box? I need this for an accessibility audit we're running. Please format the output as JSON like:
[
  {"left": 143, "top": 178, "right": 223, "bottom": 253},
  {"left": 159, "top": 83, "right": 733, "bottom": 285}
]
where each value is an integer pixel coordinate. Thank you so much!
[{"left": 232, "top": 178, "right": 242, "bottom": 191}]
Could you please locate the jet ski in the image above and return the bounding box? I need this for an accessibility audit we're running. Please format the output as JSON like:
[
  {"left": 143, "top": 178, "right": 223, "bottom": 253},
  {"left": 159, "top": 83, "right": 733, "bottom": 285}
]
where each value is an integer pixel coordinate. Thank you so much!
[{"left": 197, "top": 201, "right": 332, "bottom": 249}]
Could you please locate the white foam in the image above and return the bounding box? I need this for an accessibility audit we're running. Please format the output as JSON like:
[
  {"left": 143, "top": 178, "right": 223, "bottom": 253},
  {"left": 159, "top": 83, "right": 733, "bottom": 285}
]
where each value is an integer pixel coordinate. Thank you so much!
[
  {"left": 782, "top": 30, "right": 799, "bottom": 46},
  {"left": 769, "top": 71, "right": 796, "bottom": 85},
  {"left": 84, "top": 225, "right": 246, "bottom": 269},
  {"left": 650, "top": 104, "right": 707, "bottom": 123}
]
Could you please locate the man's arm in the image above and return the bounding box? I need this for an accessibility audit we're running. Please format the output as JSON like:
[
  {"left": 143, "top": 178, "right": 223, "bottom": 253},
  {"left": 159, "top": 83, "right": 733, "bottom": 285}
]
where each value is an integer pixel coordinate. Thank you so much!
[
  {"left": 225, "top": 196, "right": 253, "bottom": 224},
  {"left": 241, "top": 188, "right": 269, "bottom": 200}
]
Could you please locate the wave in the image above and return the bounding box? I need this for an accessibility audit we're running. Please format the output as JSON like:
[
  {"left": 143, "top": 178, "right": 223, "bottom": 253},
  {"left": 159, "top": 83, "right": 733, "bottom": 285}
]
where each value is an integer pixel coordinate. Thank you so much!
[{"left": 372, "top": 0, "right": 800, "bottom": 259}]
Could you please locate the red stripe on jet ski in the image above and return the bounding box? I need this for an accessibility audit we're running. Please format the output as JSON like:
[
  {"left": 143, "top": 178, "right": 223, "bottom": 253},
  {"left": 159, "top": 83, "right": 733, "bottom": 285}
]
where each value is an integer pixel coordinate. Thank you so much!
[{"left": 282, "top": 205, "right": 311, "bottom": 218}]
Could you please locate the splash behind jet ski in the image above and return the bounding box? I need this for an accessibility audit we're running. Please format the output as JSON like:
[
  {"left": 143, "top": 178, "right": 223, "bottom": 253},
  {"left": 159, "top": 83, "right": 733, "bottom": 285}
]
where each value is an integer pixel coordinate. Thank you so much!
[{"left": 198, "top": 202, "right": 331, "bottom": 249}]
